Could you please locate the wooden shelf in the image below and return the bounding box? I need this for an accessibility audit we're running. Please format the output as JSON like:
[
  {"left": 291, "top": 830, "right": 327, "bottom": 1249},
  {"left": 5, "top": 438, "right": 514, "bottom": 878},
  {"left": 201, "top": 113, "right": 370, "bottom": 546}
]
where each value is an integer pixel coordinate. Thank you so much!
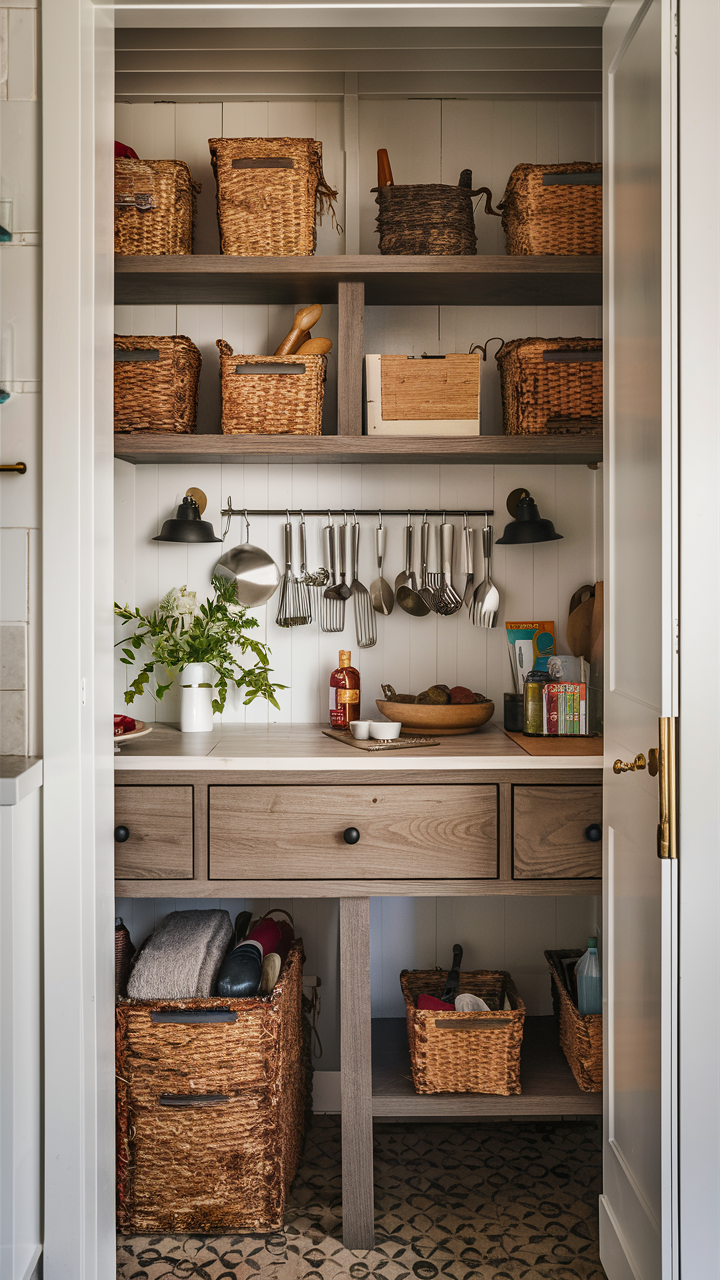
[
  {"left": 114, "top": 432, "right": 602, "bottom": 466},
  {"left": 115, "top": 253, "right": 602, "bottom": 308},
  {"left": 371, "top": 1016, "right": 602, "bottom": 1116}
]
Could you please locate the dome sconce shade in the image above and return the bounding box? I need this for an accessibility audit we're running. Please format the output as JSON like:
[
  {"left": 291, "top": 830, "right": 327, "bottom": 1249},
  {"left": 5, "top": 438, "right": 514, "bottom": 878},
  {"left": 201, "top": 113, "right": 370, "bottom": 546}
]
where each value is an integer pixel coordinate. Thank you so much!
[
  {"left": 495, "top": 487, "right": 563, "bottom": 546},
  {"left": 153, "top": 489, "right": 222, "bottom": 544}
]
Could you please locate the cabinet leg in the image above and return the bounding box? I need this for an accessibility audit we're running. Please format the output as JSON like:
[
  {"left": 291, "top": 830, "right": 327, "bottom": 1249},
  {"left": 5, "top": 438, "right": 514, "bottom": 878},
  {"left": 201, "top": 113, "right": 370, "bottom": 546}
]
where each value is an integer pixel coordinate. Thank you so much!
[
  {"left": 339, "top": 896, "right": 375, "bottom": 1250},
  {"left": 337, "top": 281, "right": 364, "bottom": 437}
]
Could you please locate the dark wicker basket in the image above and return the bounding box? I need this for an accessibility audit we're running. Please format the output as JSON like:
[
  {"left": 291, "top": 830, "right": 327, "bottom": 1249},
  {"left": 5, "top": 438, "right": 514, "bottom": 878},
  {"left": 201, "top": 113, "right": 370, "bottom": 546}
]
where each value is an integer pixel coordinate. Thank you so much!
[
  {"left": 114, "top": 335, "right": 201, "bottom": 434},
  {"left": 373, "top": 183, "right": 496, "bottom": 256},
  {"left": 217, "top": 340, "right": 325, "bottom": 436},
  {"left": 209, "top": 137, "right": 338, "bottom": 257},
  {"left": 496, "top": 337, "right": 602, "bottom": 436},
  {"left": 499, "top": 162, "right": 602, "bottom": 256},
  {"left": 114, "top": 158, "right": 199, "bottom": 256},
  {"left": 545, "top": 949, "right": 602, "bottom": 1093},
  {"left": 117, "top": 939, "right": 306, "bottom": 1234},
  {"left": 115, "top": 918, "right": 135, "bottom": 1000},
  {"left": 400, "top": 968, "right": 525, "bottom": 1095}
]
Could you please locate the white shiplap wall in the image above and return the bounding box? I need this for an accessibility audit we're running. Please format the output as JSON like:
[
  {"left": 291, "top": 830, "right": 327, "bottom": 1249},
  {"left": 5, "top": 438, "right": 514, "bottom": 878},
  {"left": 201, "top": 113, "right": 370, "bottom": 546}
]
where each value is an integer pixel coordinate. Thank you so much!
[{"left": 114, "top": 93, "right": 602, "bottom": 1061}]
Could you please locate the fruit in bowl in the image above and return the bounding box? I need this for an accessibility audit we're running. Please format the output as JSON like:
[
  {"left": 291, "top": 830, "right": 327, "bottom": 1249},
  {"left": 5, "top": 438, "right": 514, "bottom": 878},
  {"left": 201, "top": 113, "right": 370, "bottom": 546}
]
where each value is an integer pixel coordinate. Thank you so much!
[{"left": 377, "top": 684, "right": 494, "bottom": 735}]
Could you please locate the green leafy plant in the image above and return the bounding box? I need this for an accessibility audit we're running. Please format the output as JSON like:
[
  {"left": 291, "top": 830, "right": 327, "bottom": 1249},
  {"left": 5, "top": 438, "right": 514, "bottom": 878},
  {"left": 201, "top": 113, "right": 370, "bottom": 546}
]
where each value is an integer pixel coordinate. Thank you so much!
[{"left": 114, "top": 575, "right": 285, "bottom": 715}]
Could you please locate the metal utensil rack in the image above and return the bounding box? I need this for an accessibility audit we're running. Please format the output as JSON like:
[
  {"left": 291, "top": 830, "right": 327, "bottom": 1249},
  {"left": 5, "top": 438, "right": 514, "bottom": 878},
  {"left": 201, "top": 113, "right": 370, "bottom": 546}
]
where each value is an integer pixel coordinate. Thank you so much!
[{"left": 221, "top": 507, "right": 493, "bottom": 518}]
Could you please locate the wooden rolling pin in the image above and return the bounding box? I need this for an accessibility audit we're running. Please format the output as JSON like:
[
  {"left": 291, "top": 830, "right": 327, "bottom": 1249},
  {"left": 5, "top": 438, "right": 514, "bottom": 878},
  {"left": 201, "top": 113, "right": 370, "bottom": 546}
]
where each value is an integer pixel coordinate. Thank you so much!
[
  {"left": 273, "top": 304, "right": 323, "bottom": 357},
  {"left": 377, "top": 149, "right": 394, "bottom": 187},
  {"left": 295, "top": 336, "right": 333, "bottom": 356}
]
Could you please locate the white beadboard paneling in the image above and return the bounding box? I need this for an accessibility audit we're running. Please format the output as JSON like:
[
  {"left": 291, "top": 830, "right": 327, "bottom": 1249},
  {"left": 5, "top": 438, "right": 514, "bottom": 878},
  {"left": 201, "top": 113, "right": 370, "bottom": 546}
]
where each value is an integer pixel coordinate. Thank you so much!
[
  {"left": 0, "top": 526, "right": 27, "bottom": 621},
  {"left": 6, "top": 7, "right": 36, "bottom": 101},
  {"left": 114, "top": 101, "right": 175, "bottom": 159},
  {"left": 1, "top": 100, "right": 39, "bottom": 231},
  {"left": 504, "top": 895, "right": 558, "bottom": 1014},
  {"left": 0, "top": 391, "right": 40, "bottom": 528},
  {"left": 1, "top": 244, "right": 40, "bottom": 382},
  {"left": 175, "top": 102, "right": 222, "bottom": 254}
]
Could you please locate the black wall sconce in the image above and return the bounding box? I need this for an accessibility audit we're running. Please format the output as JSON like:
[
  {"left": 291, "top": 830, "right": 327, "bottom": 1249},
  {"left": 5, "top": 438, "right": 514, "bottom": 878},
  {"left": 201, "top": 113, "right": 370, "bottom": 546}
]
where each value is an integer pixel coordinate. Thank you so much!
[
  {"left": 153, "top": 488, "right": 222, "bottom": 544},
  {"left": 495, "top": 488, "right": 563, "bottom": 545}
]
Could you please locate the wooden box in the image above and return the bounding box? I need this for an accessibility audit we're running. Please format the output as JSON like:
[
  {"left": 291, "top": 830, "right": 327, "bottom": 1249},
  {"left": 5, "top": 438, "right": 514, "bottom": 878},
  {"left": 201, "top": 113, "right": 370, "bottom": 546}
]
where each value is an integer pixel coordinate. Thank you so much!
[{"left": 365, "top": 354, "right": 481, "bottom": 436}]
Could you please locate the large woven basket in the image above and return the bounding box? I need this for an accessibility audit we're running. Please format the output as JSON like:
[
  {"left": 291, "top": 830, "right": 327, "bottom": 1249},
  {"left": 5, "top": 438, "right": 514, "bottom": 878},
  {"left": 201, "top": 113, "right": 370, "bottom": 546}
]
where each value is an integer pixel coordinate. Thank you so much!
[
  {"left": 114, "top": 335, "right": 201, "bottom": 434},
  {"left": 545, "top": 949, "right": 602, "bottom": 1093},
  {"left": 209, "top": 137, "right": 338, "bottom": 257},
  {"left": 115, "top": 158, "right": 199, "bottom": 256},
  {"left": 374, "top": 184, "right": 481, "bottom": 255},
  {"left": 117, "top": 939, "right": 306, "bottom": 1234},
  {"left": 499, "top": 162, "right": 602, "bottom": 256},
  {"left": 217, "top": 340, "right": 325, "bottom": 436},
  {"left": 496, "top": 337, "right": 602, "bottom": 436},
  {"left": 400, "top": 968, "right": 525, "bottom": 1095}
]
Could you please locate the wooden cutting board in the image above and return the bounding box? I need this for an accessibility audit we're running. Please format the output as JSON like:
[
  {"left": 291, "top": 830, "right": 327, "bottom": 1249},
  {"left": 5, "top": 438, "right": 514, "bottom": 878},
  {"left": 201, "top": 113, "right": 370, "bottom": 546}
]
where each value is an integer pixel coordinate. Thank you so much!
[
  {"left": 503, "top": 729, "right": 603, "bottom": 757},
  {"left": 322, "top": 728, "right": 441, "bottom": 752}
]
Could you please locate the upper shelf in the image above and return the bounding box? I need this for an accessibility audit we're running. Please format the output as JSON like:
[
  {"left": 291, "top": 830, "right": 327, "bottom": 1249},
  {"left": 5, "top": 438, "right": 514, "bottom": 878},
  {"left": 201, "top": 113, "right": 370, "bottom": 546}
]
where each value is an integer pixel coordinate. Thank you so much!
[{"left": 114, "top": 254, "right": 603, "bottom": 308}]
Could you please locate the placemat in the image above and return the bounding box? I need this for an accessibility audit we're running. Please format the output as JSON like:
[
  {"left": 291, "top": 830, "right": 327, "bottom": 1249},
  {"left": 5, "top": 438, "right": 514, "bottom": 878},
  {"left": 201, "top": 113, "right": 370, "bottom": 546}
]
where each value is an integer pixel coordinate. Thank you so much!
[
  {"left": 503, "top": 729, "right": 603, "bottom": 757},
  {"left": 322, "top": 729, "right": 441, "bottom": 752}
]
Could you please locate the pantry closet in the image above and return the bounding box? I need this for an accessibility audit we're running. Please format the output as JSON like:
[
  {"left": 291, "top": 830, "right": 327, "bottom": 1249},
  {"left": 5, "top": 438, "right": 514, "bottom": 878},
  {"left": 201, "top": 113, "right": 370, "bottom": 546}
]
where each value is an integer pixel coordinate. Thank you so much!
[{"left": 40, "top": 0, "right": 720, "bottom": 1276}]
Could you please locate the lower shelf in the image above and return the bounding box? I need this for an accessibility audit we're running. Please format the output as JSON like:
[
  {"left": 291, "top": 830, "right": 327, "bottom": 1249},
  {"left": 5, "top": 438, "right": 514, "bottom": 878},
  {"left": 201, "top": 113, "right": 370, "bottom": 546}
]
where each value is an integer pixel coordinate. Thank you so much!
[{"left": 371, "top": 1016, "right": 602, "bottom": 1117}]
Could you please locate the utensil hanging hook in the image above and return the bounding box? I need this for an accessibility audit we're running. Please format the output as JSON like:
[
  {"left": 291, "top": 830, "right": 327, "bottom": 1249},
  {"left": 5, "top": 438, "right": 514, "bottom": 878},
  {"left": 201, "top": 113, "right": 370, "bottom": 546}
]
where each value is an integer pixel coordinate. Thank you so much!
[
  {"left": 243, "top": 510, "right": 250, "bottom": 543},
  {"left": 221, "top": 495, "right": 233, "bottom": 542},
  {"left": 378, "top": 509, "right": 383, "bottom": 528}
]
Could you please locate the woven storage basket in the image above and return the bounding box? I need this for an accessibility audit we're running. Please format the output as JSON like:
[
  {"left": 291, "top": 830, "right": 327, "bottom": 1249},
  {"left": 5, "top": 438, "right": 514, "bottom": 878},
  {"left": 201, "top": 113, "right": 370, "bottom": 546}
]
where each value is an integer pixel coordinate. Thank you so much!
[
  {"left": 115, "top": 159, "right": 199, "bottom": 256},
  {"left": 117, "top": 939, "right": 306, "bottom": 1234},
  {"left": 400, "top": 968, "right": 525, "bottom": 1095},
  {"left": 114, "top": 335, "right": 201, "bottom": 434},
  {"left": 499, "top": 162, "right": 602, "bottom": 256},
  {"left": 115, "top": 918, "right": 135, "bottom": 1000},
  {"left": 217, "top": 340, "right": 325, "bottom": 436},
  {"left": 545, "top": 949, "right": 602, "bottom": 1093},
  {"left": 496, "top": 337, "right": 602, "bottom": 436},
  {"left": 209, "top": 137, "right": 338, "bottom": 257}
]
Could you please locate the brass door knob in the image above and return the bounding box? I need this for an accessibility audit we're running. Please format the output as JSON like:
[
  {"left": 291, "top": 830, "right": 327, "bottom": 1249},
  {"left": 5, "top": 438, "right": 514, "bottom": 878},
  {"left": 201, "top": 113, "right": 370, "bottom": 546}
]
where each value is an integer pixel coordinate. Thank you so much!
[{"left": 613, "top": 753, "right": 647, "bottom": 774}]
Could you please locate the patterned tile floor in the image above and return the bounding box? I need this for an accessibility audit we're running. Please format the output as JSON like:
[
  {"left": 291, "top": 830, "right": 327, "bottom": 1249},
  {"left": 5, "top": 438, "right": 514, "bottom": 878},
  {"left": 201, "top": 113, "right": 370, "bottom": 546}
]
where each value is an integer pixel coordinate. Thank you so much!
[{"left": 117, "top": 1116, "right": 606, "bottom": 1280}]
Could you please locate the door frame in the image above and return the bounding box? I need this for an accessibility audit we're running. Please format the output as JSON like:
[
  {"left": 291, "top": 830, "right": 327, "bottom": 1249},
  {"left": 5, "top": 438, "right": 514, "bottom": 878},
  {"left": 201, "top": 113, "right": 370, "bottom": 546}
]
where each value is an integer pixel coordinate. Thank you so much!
[{"left": 39, "top": 0, "right": 717, "bottom": 1274}]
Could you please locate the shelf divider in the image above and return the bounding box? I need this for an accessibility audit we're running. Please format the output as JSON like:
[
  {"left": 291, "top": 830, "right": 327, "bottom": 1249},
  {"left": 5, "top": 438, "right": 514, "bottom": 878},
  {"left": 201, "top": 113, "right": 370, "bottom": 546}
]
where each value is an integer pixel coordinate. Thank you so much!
[{"left": 337, "top": 280, "right": 364, "bottom": 436}]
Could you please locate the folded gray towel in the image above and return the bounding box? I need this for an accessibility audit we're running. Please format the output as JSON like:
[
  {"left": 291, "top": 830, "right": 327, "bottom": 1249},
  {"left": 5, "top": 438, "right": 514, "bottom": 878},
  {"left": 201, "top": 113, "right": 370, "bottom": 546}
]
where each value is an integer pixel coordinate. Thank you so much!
[{"left": 127, "top": 909, "right": 233, "bottom": 1000}]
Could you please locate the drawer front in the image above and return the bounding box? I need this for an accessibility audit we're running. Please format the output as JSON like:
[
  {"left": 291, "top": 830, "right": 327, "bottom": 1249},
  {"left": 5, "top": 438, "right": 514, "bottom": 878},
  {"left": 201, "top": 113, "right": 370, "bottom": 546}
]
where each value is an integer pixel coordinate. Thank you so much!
[
  {"left": 513, "top": 784, "right": 602, "bottom": 879},
  {"left": 209, "top": 785, "right": 498, "bottom": 880},
  {"left": 115, "top": 785, "right": 194, "bottom": 879}
]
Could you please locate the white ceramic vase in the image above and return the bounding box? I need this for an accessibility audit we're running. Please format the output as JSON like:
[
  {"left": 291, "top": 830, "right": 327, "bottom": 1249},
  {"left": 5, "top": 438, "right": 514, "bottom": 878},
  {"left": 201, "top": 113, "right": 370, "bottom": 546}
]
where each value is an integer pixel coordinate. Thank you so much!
[{"left": 180, "top": 663, "right": 215, "bottom": 733}]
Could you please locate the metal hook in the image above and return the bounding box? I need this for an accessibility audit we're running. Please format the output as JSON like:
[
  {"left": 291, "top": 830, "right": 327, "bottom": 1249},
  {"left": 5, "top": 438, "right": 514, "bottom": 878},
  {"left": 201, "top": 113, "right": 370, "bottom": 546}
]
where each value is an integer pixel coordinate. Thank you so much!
[
  {"left": 378, "top": 510, "right": 383, "bottom": 528},
  {"left": 463, "top": 512, "right": 468, "bottom": 530},
  {"left": 243, "top": 509, "right": 250, "bottom": 543},
  {"left": 406, "top": 511, "right": 411, "bottom": 527},
  {"left": 352, "top": 509, "right": 358, "bottom": 525}
]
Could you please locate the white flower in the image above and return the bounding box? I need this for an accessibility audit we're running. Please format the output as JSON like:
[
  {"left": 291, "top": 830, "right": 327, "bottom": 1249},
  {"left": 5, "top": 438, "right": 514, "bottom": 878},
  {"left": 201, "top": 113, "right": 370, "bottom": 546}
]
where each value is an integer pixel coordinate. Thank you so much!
[{"left": 160, "top": 585, "right": 198, "bottom": 619}]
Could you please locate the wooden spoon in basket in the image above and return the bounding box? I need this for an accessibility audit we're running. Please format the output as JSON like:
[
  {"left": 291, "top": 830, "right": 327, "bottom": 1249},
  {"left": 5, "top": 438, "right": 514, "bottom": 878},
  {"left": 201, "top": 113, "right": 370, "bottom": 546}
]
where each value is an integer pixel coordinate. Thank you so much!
[{"left": 273, "top": 304, "right": 323, "bottom": 357}]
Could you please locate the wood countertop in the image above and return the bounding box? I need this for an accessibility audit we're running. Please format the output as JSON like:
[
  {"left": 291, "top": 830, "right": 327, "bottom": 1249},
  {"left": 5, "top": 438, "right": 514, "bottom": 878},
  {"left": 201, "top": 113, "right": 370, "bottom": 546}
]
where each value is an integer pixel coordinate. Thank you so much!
[{"left": 114, "top": 723, "right": 603, "bottom": 772}]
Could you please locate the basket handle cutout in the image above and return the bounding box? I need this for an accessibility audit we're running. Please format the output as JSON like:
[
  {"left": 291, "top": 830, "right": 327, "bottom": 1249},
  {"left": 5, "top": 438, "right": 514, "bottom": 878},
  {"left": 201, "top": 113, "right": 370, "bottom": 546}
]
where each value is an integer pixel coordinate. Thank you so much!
[
  {"left": 434, "top": 1017, "right": 514, "bottom": 1030},
  {"left": 232, "top": 157, "right": 294, "bottom": 170},
  {"left": 115, "top": 194, "right": 155, "bottom": 210},
  {"left": 159, "top": 1093, "right": 229, "bottom": 1107},
  {"left": 542, "top": 350, "right": 602, "bottom": 363},
  {"left": 151, "top": 1009, "right": 237, "bottom": 1024},
  {"left": 234, "top": 363, "right": 306, "bottom": 376},
  {"left": 114, "top": 349, "right": 160, "bottom": 363},
  {"left": 542, "top": 171, "right": 602, "bottom": 186}
]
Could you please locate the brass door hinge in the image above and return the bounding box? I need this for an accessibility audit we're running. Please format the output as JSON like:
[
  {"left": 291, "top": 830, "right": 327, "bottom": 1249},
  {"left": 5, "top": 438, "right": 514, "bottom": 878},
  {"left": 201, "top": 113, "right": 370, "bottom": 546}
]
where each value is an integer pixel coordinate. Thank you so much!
[{"left": 657, "top": 716, "right": 677, "bottom": 859}]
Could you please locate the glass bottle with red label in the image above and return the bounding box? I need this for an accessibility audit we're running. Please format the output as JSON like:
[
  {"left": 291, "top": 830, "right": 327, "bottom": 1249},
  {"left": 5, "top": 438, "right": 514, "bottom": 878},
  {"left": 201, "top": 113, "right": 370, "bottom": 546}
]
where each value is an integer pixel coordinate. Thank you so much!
[{"left": 329, "top": 650, "right": 361, "bottom": 728}]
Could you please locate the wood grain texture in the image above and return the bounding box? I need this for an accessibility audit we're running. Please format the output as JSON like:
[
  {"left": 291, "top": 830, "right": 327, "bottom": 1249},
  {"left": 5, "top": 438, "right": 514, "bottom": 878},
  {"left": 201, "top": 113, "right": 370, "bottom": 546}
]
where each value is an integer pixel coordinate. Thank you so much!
[
  {"left": 114, "top": 254, "right": 602, "bottom": 307},
  {"left": 498, "top": 782, "right": 513, "bottom": 881},
  {"left": 114, "top": 785, "right": 194, "bottom": 879},
  {"left": 380, "top": 354, "right": 479, "bottom": 421},
  {"left": 337, "top": 280, "right": 364, "bottom": 436},
  {"left": 113, "top": 432, "right": 603, "bottom": 467},
  {"left": 340, "top": 898, "right": 375, "bottom": 1249},
  {"left": 513, "top": 784, "right": 602, "bottom": 879},
  {"left": 208, "top": 784, "right": 499, "bottom": 880},
  {"left": 193, "top": 783, "right": 208, "bottom": 882},
  {"left": 371, "top": 1016, "right": 602, "bottom": 1116},
  {"left": 503, "top": 729, "right": 604, "bottom": 757},
  {"left": 114, "top": 877, "right": 602, "bottom": 899}
]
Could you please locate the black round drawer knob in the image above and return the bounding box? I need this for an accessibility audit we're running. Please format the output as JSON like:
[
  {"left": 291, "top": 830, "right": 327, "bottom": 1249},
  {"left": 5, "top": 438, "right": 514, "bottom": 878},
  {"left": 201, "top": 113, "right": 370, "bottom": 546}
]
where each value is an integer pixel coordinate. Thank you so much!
[
  {"left": 115, "top": 825, "right": 130, "bottom": 843},
  {"left": 343, "top": 827, "right": 360, "bottom": 845},
  {"left": 585, "top": 823, "right": 602, "bottom": 843}
]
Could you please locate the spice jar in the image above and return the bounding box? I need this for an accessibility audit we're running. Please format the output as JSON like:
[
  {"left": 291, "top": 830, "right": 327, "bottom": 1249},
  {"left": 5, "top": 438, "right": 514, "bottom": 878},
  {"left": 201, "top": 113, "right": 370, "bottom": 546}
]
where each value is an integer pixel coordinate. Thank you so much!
[{"left": 523, "top": 671, "right": 551, "bottom": 736}]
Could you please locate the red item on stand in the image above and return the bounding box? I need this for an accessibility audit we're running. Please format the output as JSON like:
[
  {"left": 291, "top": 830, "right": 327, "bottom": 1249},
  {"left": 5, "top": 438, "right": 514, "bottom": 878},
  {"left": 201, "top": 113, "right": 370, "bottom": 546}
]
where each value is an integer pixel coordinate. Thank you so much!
[{"left": 115, "top": 141, "right": 139, "bottom": 159}]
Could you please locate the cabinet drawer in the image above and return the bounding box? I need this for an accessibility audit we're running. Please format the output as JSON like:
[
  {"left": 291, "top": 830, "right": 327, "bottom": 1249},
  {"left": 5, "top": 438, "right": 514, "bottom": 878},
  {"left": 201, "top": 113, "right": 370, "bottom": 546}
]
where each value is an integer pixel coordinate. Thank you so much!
[
  {"left": 209, "top": 785, "right": 498, "bottom": 880},
  {"left": 513, "top": 785, "right": 602, "bottom": 879},
  {"left": 115, "top": 786, "right": 194, "bottom": 879}
]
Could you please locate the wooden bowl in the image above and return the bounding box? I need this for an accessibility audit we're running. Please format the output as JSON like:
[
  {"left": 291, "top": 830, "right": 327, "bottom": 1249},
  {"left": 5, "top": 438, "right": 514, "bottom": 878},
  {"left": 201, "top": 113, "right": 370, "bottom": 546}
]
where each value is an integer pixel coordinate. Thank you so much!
[{"left": 375, "top": 699, "right": 495, "bottom": 736}]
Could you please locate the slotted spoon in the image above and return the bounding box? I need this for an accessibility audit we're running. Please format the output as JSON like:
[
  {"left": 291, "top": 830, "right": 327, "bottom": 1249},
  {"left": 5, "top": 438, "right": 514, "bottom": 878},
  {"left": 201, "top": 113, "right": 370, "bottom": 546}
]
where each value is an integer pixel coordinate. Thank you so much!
[
  {"left": 349, "top": 517, "right": 377, "bottom": 648},
  {"left": 318, "top": 516, "right": 345, "bottom": 633},
  {"left": 276, "top": 516, "right": 312, "bottom": 627}
]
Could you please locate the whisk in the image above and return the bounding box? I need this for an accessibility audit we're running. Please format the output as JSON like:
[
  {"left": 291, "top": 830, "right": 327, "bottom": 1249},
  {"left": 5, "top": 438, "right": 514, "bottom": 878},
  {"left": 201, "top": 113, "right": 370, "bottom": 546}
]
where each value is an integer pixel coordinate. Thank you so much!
[
  {"left": 276, "top": 514, "right": 312, "bottom": 627},
  {"left": 318, "top": 514, "right": 345, "bottom": 633}
]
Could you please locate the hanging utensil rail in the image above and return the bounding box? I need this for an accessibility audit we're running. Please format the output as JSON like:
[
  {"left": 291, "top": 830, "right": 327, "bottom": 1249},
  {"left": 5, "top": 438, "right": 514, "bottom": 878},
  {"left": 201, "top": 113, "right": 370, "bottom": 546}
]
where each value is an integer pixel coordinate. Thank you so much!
[{"left": 221, "top": 505, "right": 493, "bottom": 518}]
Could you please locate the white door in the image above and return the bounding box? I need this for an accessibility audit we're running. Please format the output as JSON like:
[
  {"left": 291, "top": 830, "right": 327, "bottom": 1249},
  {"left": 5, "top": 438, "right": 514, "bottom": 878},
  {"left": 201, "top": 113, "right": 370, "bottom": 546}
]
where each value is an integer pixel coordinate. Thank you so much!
[{"left": 602, "top": 1, "right": 677, "bottom": 1278}]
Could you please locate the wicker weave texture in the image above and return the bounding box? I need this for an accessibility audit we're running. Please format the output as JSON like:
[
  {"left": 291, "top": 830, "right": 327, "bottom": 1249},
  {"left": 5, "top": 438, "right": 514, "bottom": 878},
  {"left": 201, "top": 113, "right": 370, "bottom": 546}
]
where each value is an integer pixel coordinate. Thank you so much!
[
  {"left": 374, "top": 184, "right": 477, "bottom": 256},
  {"left": 496, "top": 337, "right": 603, "bottom": 436},
  {"left": 545, "top": 950, "right": 602, "bottom": 1093},
  {"left": 114, "top": 335, "right": 201, "bottom": 434},
  {"left": 217, "top": 341, "right": 325, "bottom": 436},
  {"left": 115, "top": 921, "right": 135, "bottom": 1000},
  {"left": 115, "top": 159, "right": 198, "bottom": 256},
  {"left": 116, "top": 940, "right": 306, "bottom": 1234},
  {"left": 401, "top": 969, "right": 525, "bottom": 1095},
  {"left": 499, "top": 162, "right": 602, "bottom": 256},
  {"left": 209, "top": 137, "right": 337, "bottom": 257}
]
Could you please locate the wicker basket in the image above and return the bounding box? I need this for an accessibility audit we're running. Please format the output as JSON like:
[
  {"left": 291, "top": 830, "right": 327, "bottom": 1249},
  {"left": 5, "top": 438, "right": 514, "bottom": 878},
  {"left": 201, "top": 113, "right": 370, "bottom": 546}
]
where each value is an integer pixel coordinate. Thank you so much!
[
  {"left": 115, "top": 918, "right": 135, "bottom": 1000},
  {"left": 400, "top": 968, "right": 525, "bottom": 1095},
  {"left": 209, "top": 137, "right": 338, "bottom": 257},
  {"left": 499, "top": 162, "right": 602, "bottom": 256},
  {"left": 496, "top": 337, "right": 602, "bottom": 436},
  {"left": 114, "top": 158, "right": 199, "bottom": 256},
  {"left": 117, "top": 939, "right": 306, "bottom": 1234},
  {"left": 217, "top": 340, "right": 325, "bottom": 436},
  {"left": 545, "top": 949, "right": 602, "bottom": 1093},
  {"left": 374, "top": 184, "right": 486, "bottom": 255},
  {"left": 114, "top": 335, "right": 201, "bottom": 434}
]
